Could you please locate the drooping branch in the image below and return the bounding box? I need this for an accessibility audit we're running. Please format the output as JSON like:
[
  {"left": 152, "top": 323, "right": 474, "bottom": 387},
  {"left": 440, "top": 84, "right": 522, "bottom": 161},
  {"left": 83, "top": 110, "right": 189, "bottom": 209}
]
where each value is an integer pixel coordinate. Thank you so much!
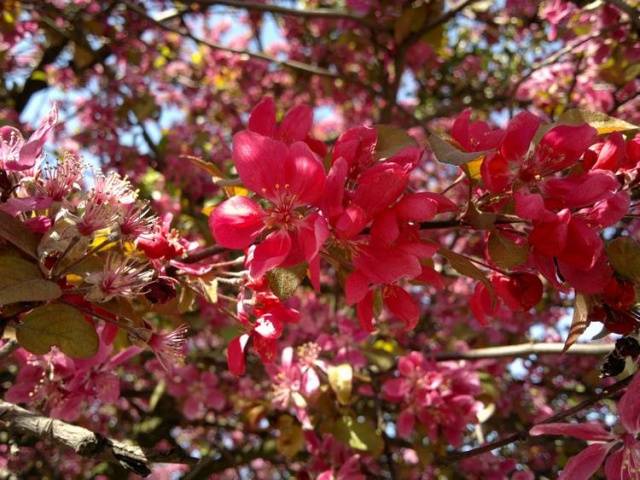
[
  {"left": 0, "top": 400, "right": 197, "bottom": 476},
  {"left": 433, "top": 342, "right": 614, "bottom": 361},
  {"left": 447, "top": 374, "right": 634, "bottom": 462}
]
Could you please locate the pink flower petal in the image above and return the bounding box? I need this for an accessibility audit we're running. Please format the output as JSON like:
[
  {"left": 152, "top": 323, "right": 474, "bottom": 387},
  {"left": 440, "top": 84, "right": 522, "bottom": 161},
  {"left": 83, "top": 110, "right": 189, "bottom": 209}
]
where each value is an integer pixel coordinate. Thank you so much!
[
  {"left": 384, "top": 286, "right": 420, "bottom": 330},
  {"left": 558, "top": 442, "right": 614, "bottom": 480},
  {"left": 248, "top": 229, "right": 292, "bottom": 279},
  {"left": 345, "top": 271, "right": 369, "bottom": 305},
  {"left": 209, "top": 196, "right": 265, "bottom": 249},
  {"left": 227, "top": 334, "right": 250, "bottom": 376},
  {"left": 356, "top": 292, "right": 375, "bottom": 332},
  {"left": 248, "top": 97, "right": 276, "bottom": 137},
  {"left": 530, "top": 422, "right": 615, "bottom": 442},
  {"left": 9, "top": 104, "right": 58, "bottom": 171},
  {"left": 500, "top": 110, "right": 540, "bottom": 161},
  {"left": 279, "top": 104, "right": 313, "bottom": 144},
  {"left": 603, "top": 448, "right": 623, "bottom": 480},
  {"left": 286, "top": 141, "right": 326, "bottom": 205},
  {"left": 542, "top": 170, "right": 619, "bottom": 209},
  {"left": 232, "top": 130, "right": 289, "bottom": 200},
  {"left": 618, "top": 372, "right": 640, "bottom": 434},
  {"left": 395, "top": 193, "right": 439, "bottom": 222}
]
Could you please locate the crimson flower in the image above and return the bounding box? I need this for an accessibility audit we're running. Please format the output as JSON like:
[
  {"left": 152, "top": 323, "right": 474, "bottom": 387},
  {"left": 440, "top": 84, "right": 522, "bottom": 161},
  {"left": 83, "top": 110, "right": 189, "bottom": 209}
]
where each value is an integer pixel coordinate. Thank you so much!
[{"left": 210, "top": 99, "right": 328, "bottom": 280}]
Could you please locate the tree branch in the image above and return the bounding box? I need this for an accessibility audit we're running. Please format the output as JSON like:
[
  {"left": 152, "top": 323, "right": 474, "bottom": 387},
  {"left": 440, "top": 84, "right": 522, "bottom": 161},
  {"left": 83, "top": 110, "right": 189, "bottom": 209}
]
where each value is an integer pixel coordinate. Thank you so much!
[
  {"left": 125, "top": 2, "right": 338, "bottom": 78},
  {"left": 0, "top": 339, "right": 18, "bottom": 360},
  {"left": 433, "top": 342, "right": 614, "bottom": 361},
  {"left": 194, "top": 0, "right": 374, "bottom": 27},
  {"left": 604, "top": 0, "right": 640, "bottom": 34},
  {"left": 447, "top": 374, "right": 634, "bottom": 462},
  {"left": 0, "top": 400, "right": 197, "bottom": 476}
]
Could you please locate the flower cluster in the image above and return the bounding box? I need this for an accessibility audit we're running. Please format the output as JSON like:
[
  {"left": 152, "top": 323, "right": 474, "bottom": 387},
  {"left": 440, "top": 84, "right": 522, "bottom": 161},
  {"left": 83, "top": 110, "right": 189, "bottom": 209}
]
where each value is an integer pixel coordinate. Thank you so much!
[
  {"left": 450, "top": 109, "right": 640, "bottom": 326},
  {"left": 382, "top": 351, "right": 481, "bottom": 446},
  {"left": 0, "top": 107, "right": 188, "bottom": 370},
  {"left": 211, "top": 98, "right": 455, "bottom": 371}
]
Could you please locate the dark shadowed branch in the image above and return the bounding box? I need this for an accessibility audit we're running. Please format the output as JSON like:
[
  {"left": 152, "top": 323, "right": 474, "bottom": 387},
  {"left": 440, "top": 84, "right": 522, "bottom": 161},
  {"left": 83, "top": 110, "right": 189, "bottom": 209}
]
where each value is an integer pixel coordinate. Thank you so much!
[
  {"left": 447, "top": 374, "right": 634, "bottom": 461},
  {"left": 0, "top": 400, "right": 198, "bottom": 477}
]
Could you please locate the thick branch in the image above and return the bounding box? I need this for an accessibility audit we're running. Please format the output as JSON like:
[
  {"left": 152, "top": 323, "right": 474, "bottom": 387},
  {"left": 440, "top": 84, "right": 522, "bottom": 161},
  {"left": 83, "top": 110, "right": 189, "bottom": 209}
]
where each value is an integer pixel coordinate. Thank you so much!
[
  {"left": 447, "top": 374, "right": 634, "bottom": 462},
  {"left": 0, "top": 400, "right": 197, "bottom": 476},
  {"left": 433, "top": 342, "right": 614, "bottom": 361}
]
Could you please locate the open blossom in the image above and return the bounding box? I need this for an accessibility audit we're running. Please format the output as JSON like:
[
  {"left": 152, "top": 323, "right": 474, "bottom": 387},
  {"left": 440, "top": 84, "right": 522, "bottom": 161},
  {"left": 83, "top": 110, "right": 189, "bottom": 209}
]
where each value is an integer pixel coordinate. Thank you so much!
[
  {"left": 165, "top": 364, "right": 225, "bottom": 420},
  {"left": 5, "top": 326, "right": 140, "bottom": 422},
  {"left": 146, "top": 324, "right": 189, "bottom": 371},
  {"left": 84, "top": 253, "right": 154, "bottom": 302},
  {"left": 210, "top": 97, "right": 328, "bottom": 280},
  {"left": 453, "top": 109, "right": 598, "bottom": 192},
  {"left": 382, "top": 352, "right": 481, "bottom": 446},
  {"left": 530, "top": 371, "right": 640, "bottom": 480},
  {"left": 137, "top": 213, "right": 186, "bottom": 259},
  {"left": 267, "top": 345, "right": 322, "bottom": 428},
  {"left": 0, "top": 104, "right": 57, "bottom": 171},
  {"left": 37, "top": 151, "right": 83, "bottom": 201},
  {"left": 227, "top": 281, "right": 300, "bottom": 375}
]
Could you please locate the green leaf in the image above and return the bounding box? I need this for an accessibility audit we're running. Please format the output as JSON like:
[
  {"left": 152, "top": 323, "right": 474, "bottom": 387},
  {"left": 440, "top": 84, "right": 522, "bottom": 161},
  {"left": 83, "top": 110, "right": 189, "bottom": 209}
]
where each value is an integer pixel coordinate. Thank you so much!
[
  {"left": 16, "top": 303, "right": 99, "bottom": 358},
  {"left": 465, "top": 203, "right": 497, "bottom": 229},
  {"left": 374, "top": 125, "right": 417, "bottom": 160},
  {"left": 558, "top": 109, "right": 639, "bottom": 134},
  {"left": 334, "top": 416, "right": 384, "bottom": 455},
  {"left": 606, "top": 237, "right": 640, "bottom": 282},
  {"left": 276, "top": 415, "right": 305, "bottom": 458},
  {"left": 327, "top": 364, "right": 353, "bottom": 405},
  {"left": 0, "top": 255, "right": 61, "bottom": 305},
  {"left": 200, "top": 278, "right": 218, "bottom": 304},
  {"left": 439, "top": 248, "right": 494, "bottom": 294},
  {"left": 266, "top": 265, "right": 307, "bottom": 300},
  {"left": 487, "top": 231, "right": 528, "bottom": 269},
  {"left": 0, "top": 211, "right": 39, "bottom": 259},
  {"left": 427, "top": 133, "right": 486, "bottom": 166},
  {"left": 564, "top": 294, "right": 590, "bottom": 352}
]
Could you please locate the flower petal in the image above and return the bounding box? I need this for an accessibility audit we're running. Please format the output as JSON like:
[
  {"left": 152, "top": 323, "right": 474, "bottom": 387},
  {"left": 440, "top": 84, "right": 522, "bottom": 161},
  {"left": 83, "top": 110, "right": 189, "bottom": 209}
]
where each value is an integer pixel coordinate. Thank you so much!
[
  {"left": 530, "top": 422, "right": 615, "bottom": 442},
  {"left": 248, "top": 97, "right": 277, "bottom": 137},
  {"left": 558, "top": 443, "right": 613, "bottom": 480},
  {"left": 618, "top": 372, "right": 640, "bottom": 434},
  {"left": 248, "top": 230, "right": 292, "bottom": 279},
  {"left": 209, "top": 196, "right": 265, "bottom": 249},
  {"left": 286, "top": 141, "right": 326, "bottom": 205},
  {"left": 384, "top": 286, "right": 420, "bottom": 330},
  {"left": 12, "top": 104, "right": 58, "bottom": 171},
  {"left": 233, "top": 130, "right": 288, "bottom": 200},
  {"left": 227, "top": 334, "right": 250, "bottom": 376},
  {"left": 279, "top": 104, "right": 313, "bottom": 144}
]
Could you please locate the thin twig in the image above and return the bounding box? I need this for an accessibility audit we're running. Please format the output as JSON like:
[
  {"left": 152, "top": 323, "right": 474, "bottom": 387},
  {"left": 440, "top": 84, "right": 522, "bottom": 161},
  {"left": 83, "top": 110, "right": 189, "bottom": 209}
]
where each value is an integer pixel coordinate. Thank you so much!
[
  {"left": 0, "top": 340, "right": 18, "bottom": 360},
  {"left": 433, "top": 342, "right": 614, "bottom": 361},
  {"left": 447, "top": 374, "right": 633, "bottom": 461},
  {"left": 125, "top": 2, "right": 338, "bottom": 78}
]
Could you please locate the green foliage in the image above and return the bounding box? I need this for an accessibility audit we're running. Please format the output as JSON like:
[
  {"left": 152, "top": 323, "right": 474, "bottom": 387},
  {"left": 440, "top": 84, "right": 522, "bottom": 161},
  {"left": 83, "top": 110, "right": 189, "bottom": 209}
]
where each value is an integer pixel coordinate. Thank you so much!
[{"left": 16, "top": 303, "right": 99, "bottom": 358}]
